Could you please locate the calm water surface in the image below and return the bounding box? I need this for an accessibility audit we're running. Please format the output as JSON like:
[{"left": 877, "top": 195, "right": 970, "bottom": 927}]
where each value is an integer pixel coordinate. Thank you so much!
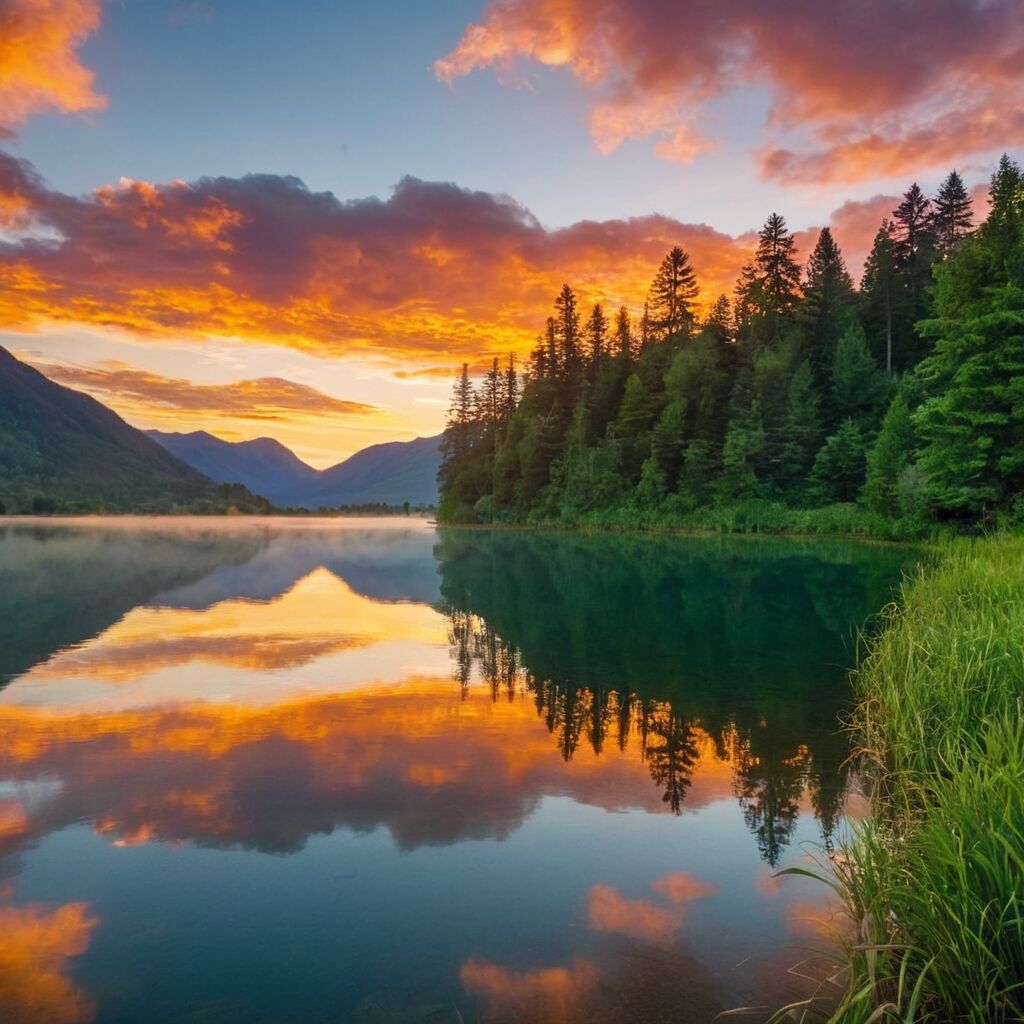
[{"left": 0, "top": 517, "right": 915, "bottom": 1023}]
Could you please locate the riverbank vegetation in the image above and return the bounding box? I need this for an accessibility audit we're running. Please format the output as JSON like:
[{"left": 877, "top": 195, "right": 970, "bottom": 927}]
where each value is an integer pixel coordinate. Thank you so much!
[
  {"left": 438, "top": 156, "right": 1024, "bottom": 540},
  {"left": 796, "top": 536, "right": 1023, "bottom": 1022}
]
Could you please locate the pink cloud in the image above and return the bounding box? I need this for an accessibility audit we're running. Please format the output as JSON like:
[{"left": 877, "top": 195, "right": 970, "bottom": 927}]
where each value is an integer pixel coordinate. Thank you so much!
[{"left": 437, "top": 1, "right": 1024, "bottom": 184}]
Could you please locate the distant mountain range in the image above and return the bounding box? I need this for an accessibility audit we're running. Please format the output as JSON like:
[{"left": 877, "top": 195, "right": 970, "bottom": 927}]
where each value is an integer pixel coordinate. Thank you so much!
[
  {"left": 0, "top": 345, "right": 439, "bottom": 512},
  {"left": 147, "top": 430, "right": 442, "bottom": 508},
  {"left": 0, "top": 346, "right": 269, "bottom": 513}
]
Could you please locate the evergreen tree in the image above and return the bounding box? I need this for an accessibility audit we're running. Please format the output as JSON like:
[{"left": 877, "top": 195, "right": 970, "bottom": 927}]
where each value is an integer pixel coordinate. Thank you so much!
[
  {"left": 915, "top": 163, "right": 1024, "bottom": 517},
  {"left": 863, "top": 393, "right": 916, "bottom": 516},
  {"left": 503, "top": 354, "right": 519, "bottom": 418},
  {"left": 778, "top": 360, "right": 821, "bottom": 492},
  {"left": 809, "top": 419, "right": 868, "bottom": 503},
  {"left": 718, "top": 398, "right": 766, "bottom": 500},
  {"left": 609, "top": 373, "right": 656, "bottom": 480},
  {"left": 554, "top": 284, "right": 582, "bottom": 392},
  {"left": 861, "top": 219, "right": 902, "bottom": 375},
  {"left": 704, "top": 294, "right": 733, "bottom": 344},
  {"left": 545, "top": 316, "right": 559, "bottom": 380},
  {"left": 615, "top": 306, "right": 634, "bottom": 365},
  {"left": 893, "top": 183, "right": 933, "bottom": 259},
  {"left": 892, "top": 184, "right": 938, "bottom": 367},
  {"left": 800, "top": 227, "right": 855, "bottom": 387},
  {"left": 650, "top": 397, "right": 688, "bottom": 491},
  {"left": 735, "top": 214, "right": 802, "bottom": 352},
  {"left": 649, "top": 246, "right": 699, "bottom": 339},
  {"left": 585, "top": 303, "right": 609, "bottom": 376},
  {"left": 932, "top": 170, "right": 974, "bottom": 257},
  {"left": 831, "top": 321, "right": 888, "bottom": 429},
  {"left": 985, "top": 154, "right": 1023, "bottom": 267},
  {"left": 753, "top": 213, "right": 802, "bottom": 317}
]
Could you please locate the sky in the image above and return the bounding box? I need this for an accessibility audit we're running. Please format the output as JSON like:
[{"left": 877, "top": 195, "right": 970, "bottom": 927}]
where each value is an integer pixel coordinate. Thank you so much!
[{"left": 1, "top": 0, "right": 1022, "bottom": 467}]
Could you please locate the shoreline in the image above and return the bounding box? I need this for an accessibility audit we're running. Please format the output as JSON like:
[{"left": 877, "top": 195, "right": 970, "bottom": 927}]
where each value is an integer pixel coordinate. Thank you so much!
[{"left": 801, "top": 534, "right": 1024, "bottom": 1021}]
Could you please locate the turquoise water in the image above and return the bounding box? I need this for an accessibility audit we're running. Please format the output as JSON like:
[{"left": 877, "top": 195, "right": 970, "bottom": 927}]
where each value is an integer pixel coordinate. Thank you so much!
[{"left": 0, "top": 518, "right": 913, "bottom": 1023}]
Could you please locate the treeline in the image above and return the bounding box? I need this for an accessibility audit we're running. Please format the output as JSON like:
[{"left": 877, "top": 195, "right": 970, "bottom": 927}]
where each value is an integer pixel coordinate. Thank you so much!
[{"left": 438, "top": 156, "right": 1024, "bottom": 534}]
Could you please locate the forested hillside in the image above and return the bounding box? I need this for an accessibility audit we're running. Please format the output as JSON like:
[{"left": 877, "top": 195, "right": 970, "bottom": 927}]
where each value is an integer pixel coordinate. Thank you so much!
[
  {"left": 438, "top": 157, "right": 1024, "bottom": 535},
  {"left": 0, "top": 347, "right": 272, "bottom": 514}
]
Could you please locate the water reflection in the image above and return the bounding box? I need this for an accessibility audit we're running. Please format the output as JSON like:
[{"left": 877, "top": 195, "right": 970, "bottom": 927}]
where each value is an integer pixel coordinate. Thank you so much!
[
  {"left": 438, "top": 529, "right": 902, "bottom": 864},
  {"left": 0, "top": 519, "right": 912, "bottom": 1023}
]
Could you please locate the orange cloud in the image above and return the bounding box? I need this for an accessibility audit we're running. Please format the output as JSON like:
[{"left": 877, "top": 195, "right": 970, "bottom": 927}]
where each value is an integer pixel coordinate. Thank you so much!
[
  {"left": 585, "top": 884, "right": 681, "bottom": 946},
  {"left": 0, "top": 682, "right": 704, "bottom": 855},
  {"left": 0, "top": 151, "right": 754, "bottom": 368},
  {"left": 650, "top": 871, "right": 717, "bottom": 904},
  {"left": 0, "top": 902, "right": 98, "bottom": 1024},
  {"left": 2, "top": 151, "right": 961, "bottom": 369},
  {"left": 0, "top": 0, "right": 105, "bottom": 132},
  {"left": 438, "top": 1, "right": 1024, "bottom": 183},
  {"left": 460, "top": 956, "right": 598, "bottom": 1022},
  {"left": 23, "top": 358, "right": 380, "bottom": 424}
]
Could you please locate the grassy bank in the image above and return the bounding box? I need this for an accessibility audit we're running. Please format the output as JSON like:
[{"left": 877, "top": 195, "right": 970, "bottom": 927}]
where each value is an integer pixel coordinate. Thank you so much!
[{"left": 801, "top": 536, "right": 1024, "bottom": 1022}]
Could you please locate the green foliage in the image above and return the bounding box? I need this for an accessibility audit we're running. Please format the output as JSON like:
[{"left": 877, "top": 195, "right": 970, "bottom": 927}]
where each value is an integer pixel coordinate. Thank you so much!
[
  {"left": 823, "top": 537, "right": 1024, "bottom": 1022},
  {"left": 831, "top": 321, "right": 888, "bottom": 428},
  {"left": 914, "top": 164, "right": 1024, "bottom": 517},
  {"left": 863, "top": 392, "right": 917, "bottom": 515},
  {"left": 437, "top": 160, "right": 1023, "bottom": 538},
  {"left": 0, "top": 346, "right": 272, "bottom": 515},
  {"left": 810, "top": 419, "right": 868, "bottom": 503}
]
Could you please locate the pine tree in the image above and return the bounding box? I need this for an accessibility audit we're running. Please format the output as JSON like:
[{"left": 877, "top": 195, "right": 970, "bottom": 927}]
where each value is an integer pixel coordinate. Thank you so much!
[
  {"left": 718, "top": 398, "right": 766, "bottom": 500},
  {"left": 915, "top": 167, "right": 1024, "bottom": 516},
  {"left": 892, "top": 184, "right": 938, "bottom": 367},
  {"left": 503, "top": 353, "right": 519, "bottom": 419},
  {"left": 704, "top": 294, "right": 733, "bottom": 344},
  {"left": 809, "top": 419, "right": 868, "bottom": 503},
  {"left": 735, "top": 214, "right": 802, "bottom": 352},
  {"left": 650, "top": 397, "right": 688, "bottom": 490},
  {"left": 985, "top": 153, "right": 1023, "bottom": 264},
  {"left": 442, "top": 363, "right": 474, "bottom": 462},
  {"left": 932, "top": 170, "right": 973, "bottom": 257},
  {"left": 545, "top": 316, "right": 559, "bottom": 380},
  {"left": 800, "top": 227, "right": 855, "bottom": 387},
  {"left": 893, "top": 183, "right": 933, "bottom": 259},
  {"left": 861, "top": 219, "right": 901, "bottom": 375},
  {"left": 753, "top": 213, "right": 802, "bottom": 318},
  {"left": 648, "top": 246, "right": 699, "bottom": 340},
  {"left": 988, "top": 153, "right": 1022, "bottom": 226},
  {"left": 831, "top": 321, "right": 888, "bottom": 428},
  {"left": 615, "top": 306, "right": 634, "bottom": 365},
  {"left": 554, "top": 284, "right": 581, "bottom": 384},
  {"left": 586, "top": 303, "right": 609, "bottom": 374},
  {"left": 863, "top": 393, "right": 916, "bottom": 515},
  {"left": 778, "top": 360, "right": 821, "bottom": 490},
  {"left": 438, "top": 363, "right": 479, "bottom": 514}
]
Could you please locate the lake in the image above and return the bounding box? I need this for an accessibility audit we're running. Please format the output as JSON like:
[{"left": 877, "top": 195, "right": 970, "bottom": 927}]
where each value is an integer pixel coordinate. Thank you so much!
[{"left": 0, "top": 517, "right": 914, "bottom": 1023}]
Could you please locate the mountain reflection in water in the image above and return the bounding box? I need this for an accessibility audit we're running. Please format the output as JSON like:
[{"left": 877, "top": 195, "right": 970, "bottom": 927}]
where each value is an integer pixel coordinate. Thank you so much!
[{"left": 0, "top": 519, "right": 913, "bottom": 1023}]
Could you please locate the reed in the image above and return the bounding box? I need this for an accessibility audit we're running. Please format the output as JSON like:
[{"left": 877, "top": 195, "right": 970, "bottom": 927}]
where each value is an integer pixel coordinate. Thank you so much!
[{"left": 787, "top": 536, "right": 1024, "bottom": 1022}]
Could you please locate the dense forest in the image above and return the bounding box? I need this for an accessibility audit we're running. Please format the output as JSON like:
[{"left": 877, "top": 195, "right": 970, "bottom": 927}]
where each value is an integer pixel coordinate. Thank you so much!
[{"left": 438, "top": 156, "right": 1024, "bottom": 536}]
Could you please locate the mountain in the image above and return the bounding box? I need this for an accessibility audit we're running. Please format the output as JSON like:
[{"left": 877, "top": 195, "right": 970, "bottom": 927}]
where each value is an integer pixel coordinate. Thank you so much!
[
  {"left": 291, "top": 435, "right": 442, "bottom": 508},
  {"left": 0, "top": 346, "right": 270, "bottom": 513},
  {"left": 149, "top": 430, "right": 442, "bottom": 508},
  {"left": 146, "top": 430, "right": 319, "bottom": 507}
]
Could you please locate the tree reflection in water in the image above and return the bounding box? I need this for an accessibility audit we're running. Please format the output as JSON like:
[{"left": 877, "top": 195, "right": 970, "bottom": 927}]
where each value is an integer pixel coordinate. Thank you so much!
[{"left": 439, "top": 529, "right": 912, "bottom": 865}]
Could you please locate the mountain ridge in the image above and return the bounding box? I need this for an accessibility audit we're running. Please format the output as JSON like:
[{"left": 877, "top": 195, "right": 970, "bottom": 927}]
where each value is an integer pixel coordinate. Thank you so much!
[
  {"left": 0, "top": 346, "right": 268, "bottom": 513},
  {"left": 147, "top": 429, "right": 441, "bottom": 508}
]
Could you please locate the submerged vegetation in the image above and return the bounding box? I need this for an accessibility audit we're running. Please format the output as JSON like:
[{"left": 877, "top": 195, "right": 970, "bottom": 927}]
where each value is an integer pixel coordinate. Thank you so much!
[
  {"left": 786, "top": 537, "right": 1024, "bottom": 1022},
  {"left": 438, "top": 157, "right": 1024, "bottom": 539}
]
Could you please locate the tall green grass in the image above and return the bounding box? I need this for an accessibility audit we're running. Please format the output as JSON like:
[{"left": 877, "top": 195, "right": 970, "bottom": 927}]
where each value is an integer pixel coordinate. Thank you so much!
[{"left": 792, "top": 537, "right": 1024, "bottom": 1022}]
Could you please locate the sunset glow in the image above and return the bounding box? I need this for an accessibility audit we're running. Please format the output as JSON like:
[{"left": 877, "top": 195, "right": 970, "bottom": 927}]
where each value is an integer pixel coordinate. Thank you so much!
[{"left": 1, "top": 2, "right": 1018, "bottom": 464}]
